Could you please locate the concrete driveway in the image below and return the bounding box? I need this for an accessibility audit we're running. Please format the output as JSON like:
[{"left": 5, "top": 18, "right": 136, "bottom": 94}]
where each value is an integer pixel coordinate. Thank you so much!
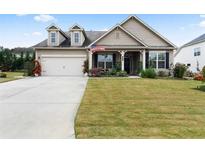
[{"left": 0, "top": 77, "right": 88, "bottom": 139}]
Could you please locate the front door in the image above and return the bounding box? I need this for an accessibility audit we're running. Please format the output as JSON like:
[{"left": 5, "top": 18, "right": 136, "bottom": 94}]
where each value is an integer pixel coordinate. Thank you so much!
[{"left": 124, "top": 56, "right": 130, "bottom": 74}]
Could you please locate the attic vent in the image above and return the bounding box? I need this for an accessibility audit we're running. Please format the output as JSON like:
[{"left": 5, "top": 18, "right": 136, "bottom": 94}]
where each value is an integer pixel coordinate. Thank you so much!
[{"left": 116, "top": 31, "right": 120, "bottom": 39}]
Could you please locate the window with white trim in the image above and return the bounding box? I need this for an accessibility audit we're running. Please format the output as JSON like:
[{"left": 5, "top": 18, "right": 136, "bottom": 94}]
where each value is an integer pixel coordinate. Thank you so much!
[
  {"left": 97, "top": 54, "right": 113, "bottom": 69},
  {"left": 194, "top": 47, "right": 201, "bottom": 56},
  {"left": 149, "top": 51, "right": 166, "bottom": 69},
  {"left": 50, "top": 32, "right": 56, "bottom": 45},
  {"left": 74, "top": 32, "right": 80, "bottom": 44}
]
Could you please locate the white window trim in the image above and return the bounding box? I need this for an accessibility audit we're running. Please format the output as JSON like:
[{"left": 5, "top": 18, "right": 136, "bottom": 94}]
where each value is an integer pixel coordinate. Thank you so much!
[
  {"left": 73, "top": 32, "right": 81, "bottom": 44},
  {"left": 97, "top": 54, "right": 113, "bottom": 69},
  {"left": 50, "top": 32, "right": 57, "bottom": 46},
  {"left": 194, "top": 47, "right": 201, "bottom": 57},
  {"left": 149, "top": 51, "right": 166, "bottom": 69}
]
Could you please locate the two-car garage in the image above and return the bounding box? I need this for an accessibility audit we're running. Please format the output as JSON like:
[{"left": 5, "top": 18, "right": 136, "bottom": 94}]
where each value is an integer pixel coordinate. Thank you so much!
[{"left": 36, "top": 49, "right": 87, "bottom": 76}]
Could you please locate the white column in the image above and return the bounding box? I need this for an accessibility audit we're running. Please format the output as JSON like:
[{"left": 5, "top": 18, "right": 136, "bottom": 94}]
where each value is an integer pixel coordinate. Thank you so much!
[
  {"left": 120, "top": 50, "right": 125, "bottom": 71},
  {"left": 88, "top": 50, "right": 93, "bottom": 70},
  {"left": 142, "top": 50, "right": 146, "bottom": 70}
]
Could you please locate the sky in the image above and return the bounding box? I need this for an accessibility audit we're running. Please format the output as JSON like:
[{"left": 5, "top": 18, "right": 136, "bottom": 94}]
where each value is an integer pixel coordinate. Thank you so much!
[{"left": 1, "top": 14, "right": 205, "bottom": 49}]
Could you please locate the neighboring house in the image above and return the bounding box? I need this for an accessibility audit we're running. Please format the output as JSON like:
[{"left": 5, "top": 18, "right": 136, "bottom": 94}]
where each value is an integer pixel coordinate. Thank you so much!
[
  {"left": 175, "top": 34, "right": 205, "bottom": 72},
  {"left": 33, "top": 15, "right": 177, "bottom": 76}
]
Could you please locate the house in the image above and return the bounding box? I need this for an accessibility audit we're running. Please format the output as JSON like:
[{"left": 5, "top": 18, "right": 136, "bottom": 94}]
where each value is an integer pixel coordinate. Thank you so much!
[
  {"left": 34, "top": 15, "right": 177, "bottom": 76},
  {"left": 175, "top": 34, "right": 205, "bottom": 72}
]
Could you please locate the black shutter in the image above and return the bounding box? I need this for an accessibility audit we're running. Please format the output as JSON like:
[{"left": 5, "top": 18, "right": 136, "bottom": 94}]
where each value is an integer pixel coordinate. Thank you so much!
[
  {"left": 166, "top": 52, "right": 169, "bottom": 69},
  {"left": 113, "top": 53, "right": 116, "bottom": 68},
  {"left": 145, "top": 52, "right": 149, "bottom": 69},
  {"left": 94, "top": 54, "right": 98, "bottom": 68}
]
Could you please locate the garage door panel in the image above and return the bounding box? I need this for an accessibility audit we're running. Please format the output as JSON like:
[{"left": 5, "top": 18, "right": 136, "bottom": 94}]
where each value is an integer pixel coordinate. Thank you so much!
[{"left": 41, "top": 56, "right": 86, "bottom": 76}]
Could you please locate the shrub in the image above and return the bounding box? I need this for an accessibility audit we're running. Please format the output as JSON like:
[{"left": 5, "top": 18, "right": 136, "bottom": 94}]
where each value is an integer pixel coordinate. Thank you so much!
[
  {"left": 197, "top": 85, "right": 205, "bottom": 92},
  {"left": 141, "top": 68, "right": 156, "bottom": 78},
  {"left": 202, "top": 66, "right": 205, "bottom": 79},
  {"left": 194, "top": 73, "right": 204, "bottom": 81},
  {"left": 116, "top": 70, "right": 128, "bottom": 77},
  {"left": 157, "top": 70, "right": 168, "bottom": 77},
  {"left": 185, "top": 70, "right": 194, "bottom": 77},
  {"left": 0, "top": 72, "right": 7, "bottom": 78},
  {"left": 83, "top": 59, "right": 89, "bottom": 74},
  {"left": 24, "top": 61, "right": 35, "bottom": 76},
  {"left": 89, "top": 68, "right": 102, "bottom": 77},
  {"left": 173, "top": 63, "right": 187, "bottom": 78},
  {"left": 110, "top": 69, "right": 117, "bottom": 76}
]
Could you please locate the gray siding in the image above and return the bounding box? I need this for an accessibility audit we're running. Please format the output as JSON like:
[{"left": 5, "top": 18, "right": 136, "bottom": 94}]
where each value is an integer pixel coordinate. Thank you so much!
[
  {"left": 96, "top": 28, "right": 142, "bottom": 46},
  {"left": 121, "top": 18, "right": 171, "bottom": 47}
]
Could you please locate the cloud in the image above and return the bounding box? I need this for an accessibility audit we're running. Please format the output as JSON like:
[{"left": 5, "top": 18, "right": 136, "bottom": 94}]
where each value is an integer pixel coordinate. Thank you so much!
[
  {"left": 34, "top": 14, "right": 56, "bottom": 22},
  {"left": 200, "top": 15, "right": 205, "bottom": 18},
  {"left": 32, "top": 32, "right": 42, "bottom": 36},
  {"left": 199, "top": 20, "right": 205, "bottom": 27}
]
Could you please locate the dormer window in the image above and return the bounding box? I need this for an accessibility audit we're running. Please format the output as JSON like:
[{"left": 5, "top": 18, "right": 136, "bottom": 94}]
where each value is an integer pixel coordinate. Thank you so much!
[
  {"left": 50, "top": 32, "right": 56, "bottom": 46},
  {"left": 74, "top": 32, "right": 80, "bottom": 44}
]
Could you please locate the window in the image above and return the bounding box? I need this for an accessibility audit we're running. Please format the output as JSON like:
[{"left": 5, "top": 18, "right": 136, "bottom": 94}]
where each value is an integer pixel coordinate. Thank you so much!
[
  {"left": 149, "top": 51, "right": 166, "bottom": 69},
  {"left": 50, "top": 32, "right": 56, "bottom": 45},
  {"left": 74, "top": 32, "right": 80, "bottom": 44},
  {"left": 97, "top": 54, "right": 113, "bottom": 69},
  {"left": 187, "top": 63, "right": 191, "bottom": 67},
  {"left": 149, "top": 52, "right": 157, "bottom": 68},
  {"left": 158, "top": 52, "right": 166, "bottom": 68},
  {"left": 194, "top": 48, "right": 201, "bottom": 56}
]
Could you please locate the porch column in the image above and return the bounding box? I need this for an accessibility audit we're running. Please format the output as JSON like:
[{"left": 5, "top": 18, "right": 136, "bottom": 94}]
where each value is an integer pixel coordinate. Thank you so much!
[
  {"left": 142, "top": 50, "right": 146, "bottom": 70},
  {"left": 120, "top": 50, "right": 125, "bottom": 71},
  {"left": 88, "top": 50, "right": 93, "bottom": 70}
]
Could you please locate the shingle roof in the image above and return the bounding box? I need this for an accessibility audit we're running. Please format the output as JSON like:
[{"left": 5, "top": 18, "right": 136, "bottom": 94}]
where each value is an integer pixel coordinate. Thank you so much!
[
  {"left": 33, "top": 31, "right": 107, "bottom": 48},
  {"left": 183, "top": 33, "right": 205, "bottom": 47}
]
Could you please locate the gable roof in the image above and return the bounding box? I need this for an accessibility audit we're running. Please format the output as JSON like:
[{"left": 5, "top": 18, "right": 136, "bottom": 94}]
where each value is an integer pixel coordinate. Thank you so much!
[
  {"left": 175, "top": 33, "right": 205, "bottom": 57},
  {"left": 34, "top": 15, "right": 176, "bottom": 49},
  {"left": 88, "top": 24, "right": 147, "bottom": 47},
  {"left": 69, "top": 24, "right": 84, "bottom": 30},
  {"left": 46, "top": 24, "right": 69, "bottom": 39},
  {"left": 120, "top": 15, "right": 177, "bottom": 48},
  {"left": 182, "top": 33, "right": 205, "bottom": 47},
  {"left": 46, "top": 24, "right": 60, "bottom": 30}
]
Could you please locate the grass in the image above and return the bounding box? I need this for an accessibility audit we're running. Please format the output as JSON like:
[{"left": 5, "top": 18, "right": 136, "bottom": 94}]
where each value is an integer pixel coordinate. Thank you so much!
[
  {"left": 0, "top": 72, "right": 25, "bottom": 83},
  {"left": 75, "top": 78, "right": 205, "bottom": 138}
]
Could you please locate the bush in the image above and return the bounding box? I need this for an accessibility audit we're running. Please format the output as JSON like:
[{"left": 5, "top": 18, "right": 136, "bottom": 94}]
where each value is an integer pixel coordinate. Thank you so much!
[
  {"left": 194, "top": 73, "right": 204, "bottom": 81},
  {"left": 83, "top": 59, "right": 89, "bottom": 74},
  {"left": 116, "top": 70, "right": 128, "bottom": 77},
  {"left": 141, "top": 68, "right": 156, "bottom": 78},
  {"left": 89, "top": 68, "right": 103, "bottom": 77},
  {"left": 0, "top": 72, "right": 7, "bottom": 78},
  {"left": 24, "top": 61, "right": 34, "bottom": 76},
  {"left": 157, "top": 70, "right": 168, "bottom": 77},
  {"left": 185, "top": 70, "right": 194, "bottom": 77},
  {"left": 173, "top": 63, "right": 187, "bottom": 78},
  {"left": 197, "top": 85, "right": 205, "bottom": 92},
  {"left": 110, "top": 69, "right": 117, "bottom": 76},
  {"left": 202, "top": 66, "right": 205, "bottom": 79}
]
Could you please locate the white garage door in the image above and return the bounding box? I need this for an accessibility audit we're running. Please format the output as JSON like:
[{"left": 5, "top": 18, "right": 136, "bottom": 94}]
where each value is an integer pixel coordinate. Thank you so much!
[{"left": 41, "top": 55, "right": 86, "bottom": 76}]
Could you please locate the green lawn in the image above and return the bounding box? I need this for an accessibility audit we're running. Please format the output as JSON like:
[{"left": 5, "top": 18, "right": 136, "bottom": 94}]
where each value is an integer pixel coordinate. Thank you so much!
[
  {"left": 75, "top": 78, "right": 205, "bottom": 138},
  {"left": 0, "top": 72, "right": 24, "bottom": 83}
]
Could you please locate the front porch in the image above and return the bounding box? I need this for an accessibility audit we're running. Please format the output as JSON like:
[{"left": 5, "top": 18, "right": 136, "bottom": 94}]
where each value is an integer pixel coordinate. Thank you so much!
[{"left": 88, "top": 50, "right": 146, "bottom": 75}]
